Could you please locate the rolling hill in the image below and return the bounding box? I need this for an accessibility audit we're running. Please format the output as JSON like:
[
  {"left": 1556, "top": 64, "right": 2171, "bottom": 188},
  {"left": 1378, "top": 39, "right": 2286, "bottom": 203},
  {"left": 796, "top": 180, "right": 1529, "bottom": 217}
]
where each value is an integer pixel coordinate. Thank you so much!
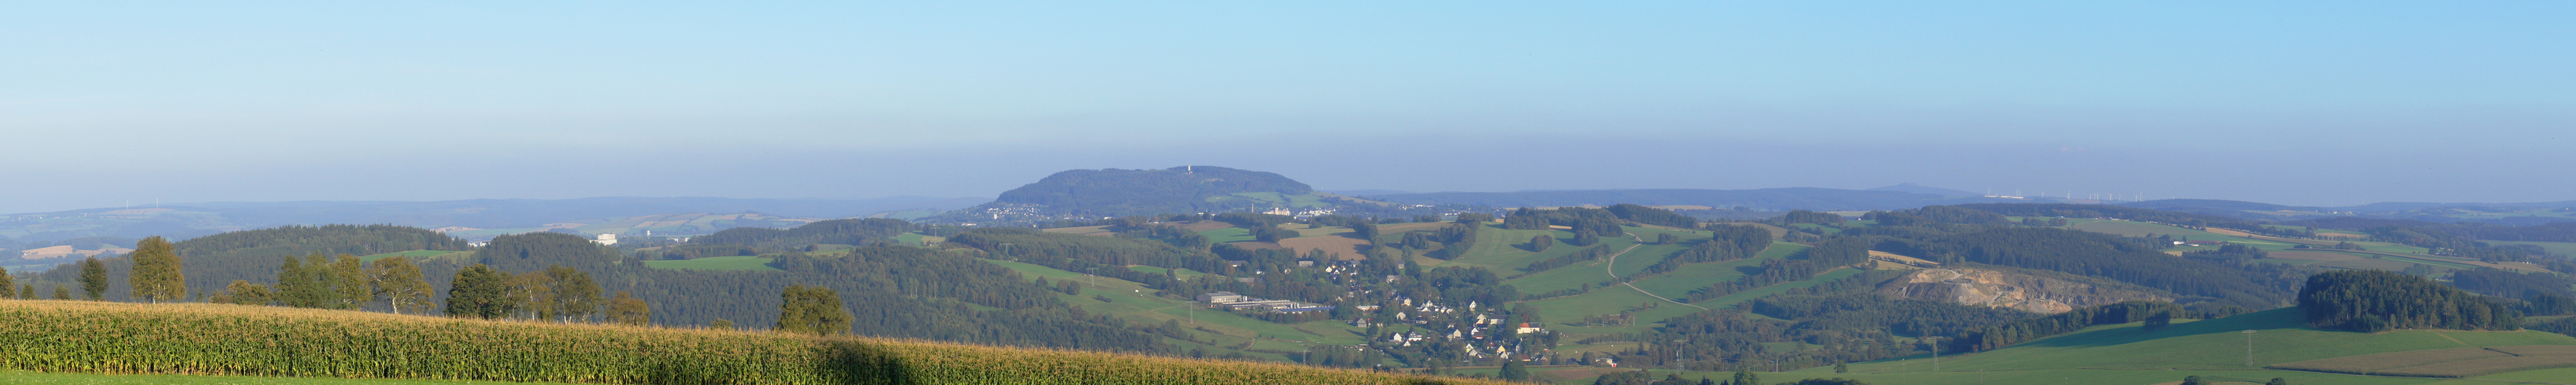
[
  {"left": 1359, "top": 187, "right": 2023, "bottom": 212},
  {"left": 0, "top": 196, "right": 982, "bottom": 243}
]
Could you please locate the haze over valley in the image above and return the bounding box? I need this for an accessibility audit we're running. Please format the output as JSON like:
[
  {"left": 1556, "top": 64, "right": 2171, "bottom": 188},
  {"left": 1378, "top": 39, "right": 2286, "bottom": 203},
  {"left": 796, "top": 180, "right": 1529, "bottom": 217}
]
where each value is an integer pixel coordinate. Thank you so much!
[{"left": 8, "top": 2, "right": 2576, "bottom": 385}]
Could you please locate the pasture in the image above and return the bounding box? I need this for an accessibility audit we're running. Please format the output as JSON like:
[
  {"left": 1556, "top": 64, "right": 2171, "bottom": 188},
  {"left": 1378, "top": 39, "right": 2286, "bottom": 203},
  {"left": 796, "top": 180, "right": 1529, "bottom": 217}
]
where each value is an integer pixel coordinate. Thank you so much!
[
  {"left": 2491, "top": 240, "right": 2576, "bottom": 256},
  {"left": 1850, "top": 307, "right": 2576, "bottom": 373},
  {"left": 638, "top": 255, "right": 782, "bottom": 272},
  {"left": 980, "top": 259, "right": 1372, "bottom": 356},
  {"left": 2270, "top": 346, "right": 2576, "bottom": 377},
  {"left": 357, "top": 249, "right": 468, "bottom": 263},
  {"left": 1197, "top": 227, "right": 1255, "bottom": 243}
]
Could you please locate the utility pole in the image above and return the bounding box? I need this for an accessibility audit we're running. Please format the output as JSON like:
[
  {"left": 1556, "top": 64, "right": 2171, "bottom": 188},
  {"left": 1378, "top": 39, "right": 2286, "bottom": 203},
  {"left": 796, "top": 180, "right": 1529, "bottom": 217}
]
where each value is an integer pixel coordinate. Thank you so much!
[
  {"left": 2243, "top": 330, "right": 2257, "bottom": 367},
  {"left": 1923, "top": 336, "right": 1944, "bottom": 372},
  {"left": 1087, "top": 267, "right": 1099, "bottom": 288},
  {"left": 1672, "top": 340, "right": 1687, "bottom": 371}
]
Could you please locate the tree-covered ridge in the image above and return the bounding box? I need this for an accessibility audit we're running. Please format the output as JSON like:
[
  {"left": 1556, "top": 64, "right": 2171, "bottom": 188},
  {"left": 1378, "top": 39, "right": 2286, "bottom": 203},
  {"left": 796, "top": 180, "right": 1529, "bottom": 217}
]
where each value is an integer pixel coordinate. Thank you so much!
[
  {"left": 2298, "top": 270, "right": 2520, "bottom": 332},
  {"left": 691, "top": 218, "right": 913, "bottom": 250},
  {"left": 992, "top": 166, "right": 1315, "bottom": 216},
  {"left": 21, "top": 225, "right": 470, "bottom": 302}
]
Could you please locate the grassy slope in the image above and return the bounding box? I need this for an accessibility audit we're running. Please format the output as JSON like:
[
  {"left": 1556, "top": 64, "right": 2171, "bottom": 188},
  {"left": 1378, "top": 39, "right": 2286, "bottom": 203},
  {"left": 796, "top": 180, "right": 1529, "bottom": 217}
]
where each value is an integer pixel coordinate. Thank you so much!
[
  {"left": 1199, "top": 227, "right": 1255, "bottom": 243},
  {"left": 638, "top": 255, "right": 782, "bottom": 272},
  {"left": 2490, "top": 240, "right": 2576, "bottom": 256},
  {"left": 980, "top": 259, "right": 1370, "bottom": 359},
  {"left": 1733, "top": 308, "right": 2576, "bottom": 385},
  {"left": 356, "top": 250, "right": 467, "bottom": 263},
  {"left": 1522, "top": 309, "right": 2576, "bottom": 385},
  {"left": 1624, "top": 242, "right": 1811, "bottom": 300}
]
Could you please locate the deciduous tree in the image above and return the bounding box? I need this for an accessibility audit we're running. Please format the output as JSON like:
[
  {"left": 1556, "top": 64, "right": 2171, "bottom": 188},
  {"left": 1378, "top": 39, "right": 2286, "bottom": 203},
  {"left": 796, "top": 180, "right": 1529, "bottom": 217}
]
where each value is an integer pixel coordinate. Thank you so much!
[
  {"left": 608, "top": 291, "right": 650, "bottom": 326},
  {"left": 78, "top": 257, "right": 107, "bottom": 300},
  {"left": 127, "top": 236, "right": 185, "bottom": 303},
  {"left": 370, "top": 256, "right": 433, "bottom": 315},
  {"left": 330, "top": 254, "right": 369, "bottom": 309},
  {"left": 445, "top": 264, "right": 514, "bottom": 320}
]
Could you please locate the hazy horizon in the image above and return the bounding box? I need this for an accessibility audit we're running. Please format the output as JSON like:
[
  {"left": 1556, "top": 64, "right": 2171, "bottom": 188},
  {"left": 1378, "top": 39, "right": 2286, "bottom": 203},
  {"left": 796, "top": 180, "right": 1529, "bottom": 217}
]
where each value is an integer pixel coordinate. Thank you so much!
[{"left": 9, "top": 2, "right": 2571, "bottom": 213}]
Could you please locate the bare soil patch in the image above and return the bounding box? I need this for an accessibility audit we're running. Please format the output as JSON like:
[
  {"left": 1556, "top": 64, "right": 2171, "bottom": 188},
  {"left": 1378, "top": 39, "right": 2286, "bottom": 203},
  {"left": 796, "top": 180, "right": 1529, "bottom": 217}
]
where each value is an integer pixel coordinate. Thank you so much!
[
  {"left": 1375, "top": 223, "right": 1453, "bottom": 233},
  {"left": 1277, "top": 236, "right": 1370, "bottom": 259},
  {"left": 1177, "top": 221, "right": 1235, "bottom": 232}
]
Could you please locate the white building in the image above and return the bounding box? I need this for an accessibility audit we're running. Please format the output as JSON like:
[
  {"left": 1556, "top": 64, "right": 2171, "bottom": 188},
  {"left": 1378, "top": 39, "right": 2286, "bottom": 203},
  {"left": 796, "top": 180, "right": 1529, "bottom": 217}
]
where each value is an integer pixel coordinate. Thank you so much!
[{"left": 593, "top": 233, "right": 618, "bottom": 245}]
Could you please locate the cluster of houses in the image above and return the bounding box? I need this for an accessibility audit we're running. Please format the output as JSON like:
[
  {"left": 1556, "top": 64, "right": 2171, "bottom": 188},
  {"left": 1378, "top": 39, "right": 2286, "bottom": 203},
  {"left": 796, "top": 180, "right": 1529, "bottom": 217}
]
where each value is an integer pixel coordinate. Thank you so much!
[{"left": 1195, "top": 291, "right": 1334, "bottom": 313}]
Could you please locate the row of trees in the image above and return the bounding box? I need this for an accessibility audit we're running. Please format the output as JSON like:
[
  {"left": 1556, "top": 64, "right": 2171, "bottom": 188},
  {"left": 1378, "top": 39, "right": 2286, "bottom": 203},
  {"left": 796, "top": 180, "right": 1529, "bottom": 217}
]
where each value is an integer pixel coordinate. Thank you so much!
[
  {"left": 442, "top": 263, "right": 635, "bottom": 323},
  {"left": 209, "top": 253, "right": 437, "bottom": 314}
]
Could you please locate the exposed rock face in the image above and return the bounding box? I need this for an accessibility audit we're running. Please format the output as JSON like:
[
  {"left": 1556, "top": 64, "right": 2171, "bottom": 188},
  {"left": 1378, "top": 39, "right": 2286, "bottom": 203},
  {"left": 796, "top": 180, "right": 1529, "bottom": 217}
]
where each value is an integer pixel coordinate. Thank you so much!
[{"left": 1874, "top": 268, "right": 2167, "bottom": 313}]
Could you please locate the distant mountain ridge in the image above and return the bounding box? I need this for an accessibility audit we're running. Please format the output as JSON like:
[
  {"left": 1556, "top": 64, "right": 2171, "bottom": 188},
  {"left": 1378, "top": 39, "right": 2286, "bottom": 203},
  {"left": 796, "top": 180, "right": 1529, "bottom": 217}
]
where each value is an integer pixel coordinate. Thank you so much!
[
  {"left": 0, "top": 196, "right": 983, "bottom": 243},
  {"left": 924, "top": 166, "right": 1373, "bottom": 224},
  {"left": 1358, "top": 187, "right": 2022, "bottom": 211},
  {"left": 1867, "top": 182, "right": 1981, "bottom": 197},
  {"left": 992, "top": 166, "right": 1312, "bottom": 214}
]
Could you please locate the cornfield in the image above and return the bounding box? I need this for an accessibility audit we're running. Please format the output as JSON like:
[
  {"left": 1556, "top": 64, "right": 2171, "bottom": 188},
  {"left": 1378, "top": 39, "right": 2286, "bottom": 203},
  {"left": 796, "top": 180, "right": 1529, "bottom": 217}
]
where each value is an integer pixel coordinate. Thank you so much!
[{"left": 0, "top": 300, "right": 1498, "bottom": 384}]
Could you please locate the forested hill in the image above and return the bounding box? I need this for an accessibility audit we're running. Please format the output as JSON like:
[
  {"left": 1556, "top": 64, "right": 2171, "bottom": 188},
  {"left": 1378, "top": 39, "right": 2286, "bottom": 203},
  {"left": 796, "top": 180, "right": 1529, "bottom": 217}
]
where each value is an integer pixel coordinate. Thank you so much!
[
  {"left": 920, "top": 166, "right": 1405, "bottom": 225},
  {"left": 1361, "top": 187, "right": 2018, "bottom": 212},
  {"left": 996, "top": 166, "right": 1312, "bottom": 213},
  {"left": 0, "top": 196, "right": 982, "bottom": 243}
]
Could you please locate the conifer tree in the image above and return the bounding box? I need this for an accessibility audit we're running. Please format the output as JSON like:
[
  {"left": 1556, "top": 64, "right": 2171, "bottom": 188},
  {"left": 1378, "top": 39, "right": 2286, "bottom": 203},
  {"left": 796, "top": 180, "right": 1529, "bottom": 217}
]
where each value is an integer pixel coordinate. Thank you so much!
[
  {"left": 78, "top": 256, "right": 106, "bottom": 300},
  {"left": 0, "top": 266, "right": 13, "bottom": 299},
  {"left": 128, "top": 236, "right": 185, "bottom": 303}
]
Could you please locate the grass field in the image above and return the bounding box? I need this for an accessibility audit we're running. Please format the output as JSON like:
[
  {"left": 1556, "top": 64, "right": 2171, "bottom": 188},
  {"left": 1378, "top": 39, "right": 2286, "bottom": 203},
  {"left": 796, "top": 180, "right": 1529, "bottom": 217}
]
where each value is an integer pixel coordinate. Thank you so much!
[
  {"left": 1855, "top": 307, "right": 2576, "bottom": 373},
  {"left": 888, "top": 233, "right": 944, "bottom": 246},
  {"left": 356, "top": 250, "right": 468, "bottom": 263},
  {"left": 638, "top": 255, "right": 782, "bottom": 272},
  {"left": 2491, "top": 240, "right": 2576, "bottom": 257},
  {"left": 1198, "top": 227, "right": 1255, "bottom": 243},
  {"left": 1623, "top": 242, "right": 1808, "bottom": 300},
  {"left": 1427, "top": 225, "right": 1584, "bottom": 272},
  {"left": 979, "top": 259, "right": 1372, "bottom": 357},
  {"left": 2271, "top": 346, "right": 2576, "bottom": 377}
]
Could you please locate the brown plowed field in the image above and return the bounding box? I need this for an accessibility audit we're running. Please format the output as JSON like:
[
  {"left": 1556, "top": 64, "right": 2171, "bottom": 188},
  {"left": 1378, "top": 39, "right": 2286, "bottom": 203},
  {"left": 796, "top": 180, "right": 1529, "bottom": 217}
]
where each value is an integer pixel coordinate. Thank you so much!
[{"left": 1277, "top": 235, "right": 1370, "bottom": 259}]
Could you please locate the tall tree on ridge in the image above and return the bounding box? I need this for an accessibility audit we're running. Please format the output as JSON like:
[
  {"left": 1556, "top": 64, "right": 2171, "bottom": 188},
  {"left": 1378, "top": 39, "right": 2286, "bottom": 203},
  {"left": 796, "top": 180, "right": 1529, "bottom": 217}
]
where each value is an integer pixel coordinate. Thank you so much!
[
  {"left": 545, "top": 265, "right": 604, "bottom": 323},
  {"left": 128, "top": 236, "right": 185, "bottom": 303},
  {"left": 78, "top": 256, "right": 108, "bottom": 300},
  {"left": 607, "top": 291, "right": 650, "bottom": 326},
  {"left": 370, "top": 256, "right": 434, "bottom": 315},
  {"left": 444, "top": 263, "right": 514, "bottom": 320}
]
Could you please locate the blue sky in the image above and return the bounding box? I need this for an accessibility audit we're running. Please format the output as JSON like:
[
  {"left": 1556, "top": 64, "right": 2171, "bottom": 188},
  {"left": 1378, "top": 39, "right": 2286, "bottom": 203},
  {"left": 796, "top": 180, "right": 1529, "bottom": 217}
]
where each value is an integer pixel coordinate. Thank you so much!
[{"left": 5, "top": 2, "right": 2571, "bottom": 213}]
